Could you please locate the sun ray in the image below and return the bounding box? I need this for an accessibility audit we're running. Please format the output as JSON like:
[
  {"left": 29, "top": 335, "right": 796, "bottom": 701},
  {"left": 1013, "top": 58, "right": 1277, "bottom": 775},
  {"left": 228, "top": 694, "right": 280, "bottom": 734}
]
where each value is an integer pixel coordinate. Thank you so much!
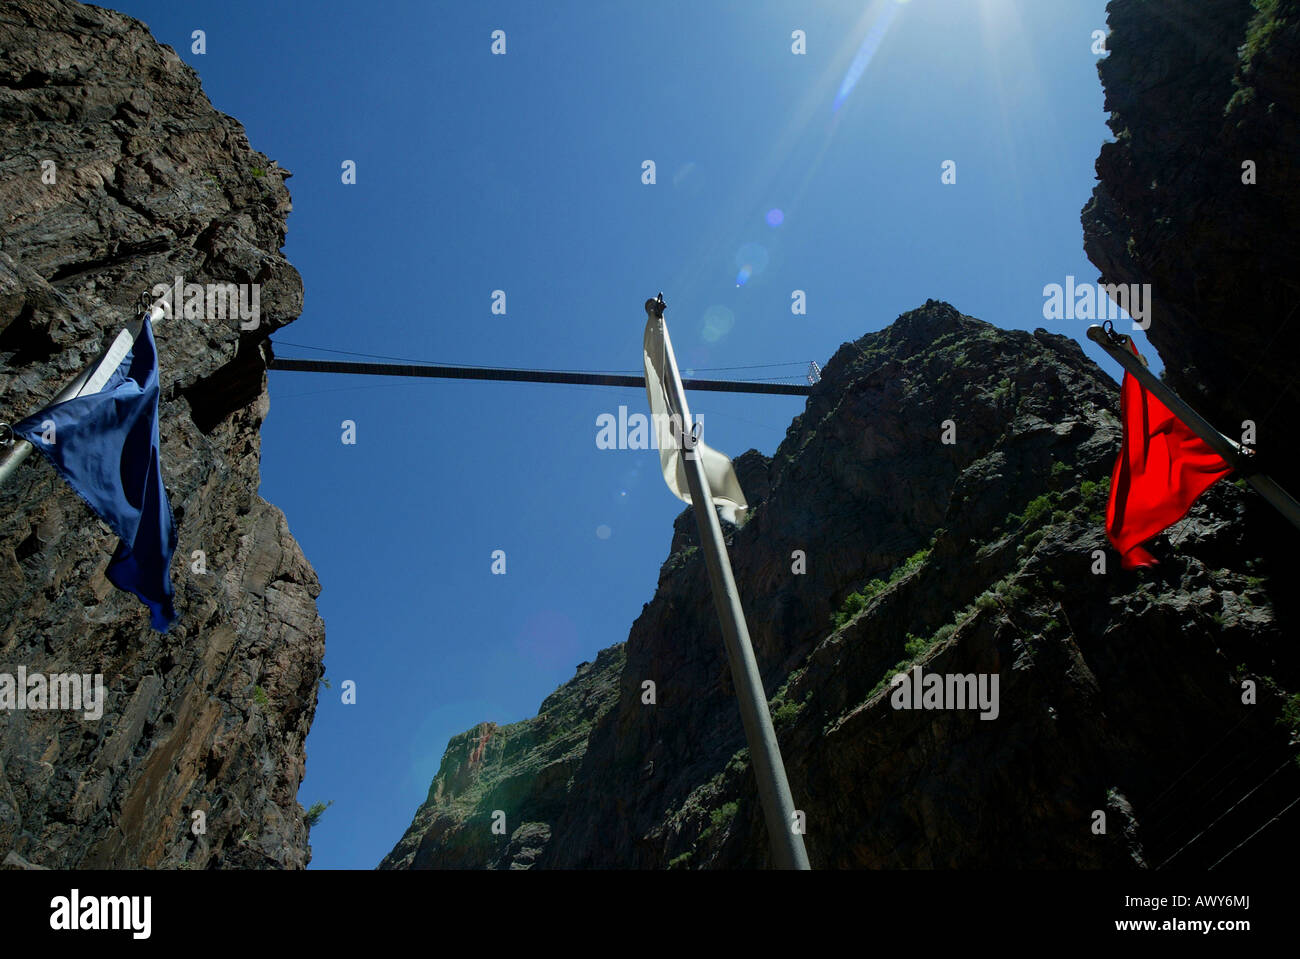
[{"left": 832, "top": 0, "right": 908, "bottom": 114}]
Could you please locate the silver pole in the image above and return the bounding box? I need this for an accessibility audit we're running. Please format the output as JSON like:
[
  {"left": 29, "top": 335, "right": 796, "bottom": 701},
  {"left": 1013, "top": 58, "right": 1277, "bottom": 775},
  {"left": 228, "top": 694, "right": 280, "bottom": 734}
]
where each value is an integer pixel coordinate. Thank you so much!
[
  {"left": 1086, "top": 324, "right": 1300, "bottom": 531},
  {"left": 0, "top": 436, "right": 33, "bottom": 487},
  {"left": 648, "top": 296, "right": 811, "bottom": 870},
  {"left": 0, "top": 288, "right": 172, "bottom": 490}
]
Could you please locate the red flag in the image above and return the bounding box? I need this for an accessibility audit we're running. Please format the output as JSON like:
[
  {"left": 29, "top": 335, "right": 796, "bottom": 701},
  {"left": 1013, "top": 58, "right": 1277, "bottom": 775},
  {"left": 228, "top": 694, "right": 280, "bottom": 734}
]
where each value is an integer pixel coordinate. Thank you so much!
[{"left": 1105, "top": 340, "right": 1233, "bottom": 568}]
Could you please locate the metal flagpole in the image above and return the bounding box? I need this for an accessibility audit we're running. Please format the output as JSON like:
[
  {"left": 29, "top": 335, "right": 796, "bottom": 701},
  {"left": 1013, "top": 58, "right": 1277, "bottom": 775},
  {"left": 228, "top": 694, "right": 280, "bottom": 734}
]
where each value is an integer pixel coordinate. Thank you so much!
[
  {"left": 647, "top": 295, "right": 811, "bottom": 870},
  {"left": 0, "top": 287, "right": 172, "bottom": 489},
  {"left": 1086, "top": 323, "right": 1300, "bottom": 531}
]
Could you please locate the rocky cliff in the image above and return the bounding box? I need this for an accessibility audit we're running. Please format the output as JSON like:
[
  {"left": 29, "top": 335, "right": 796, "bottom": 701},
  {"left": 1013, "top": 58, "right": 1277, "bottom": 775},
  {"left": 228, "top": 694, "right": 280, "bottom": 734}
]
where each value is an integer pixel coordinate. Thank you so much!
[
  {"left": 382, "top": 301, "right": 1299, "bottom": 869},
  {"left": 1082, "top": 0, "right": 1300, "bottom": 485},
  {"left": 0, "top": 0, "right": 323, "bottom": 868}
]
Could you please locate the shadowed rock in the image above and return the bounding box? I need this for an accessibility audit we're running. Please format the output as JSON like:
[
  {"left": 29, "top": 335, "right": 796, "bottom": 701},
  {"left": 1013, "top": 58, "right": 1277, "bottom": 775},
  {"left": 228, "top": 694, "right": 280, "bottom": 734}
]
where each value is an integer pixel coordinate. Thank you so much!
[
  {"left": 383, "top": 300, "right": 1298, "bottom": 869},
  {"left": 0, "top": 0, "right": 323, "bottom": 869}
]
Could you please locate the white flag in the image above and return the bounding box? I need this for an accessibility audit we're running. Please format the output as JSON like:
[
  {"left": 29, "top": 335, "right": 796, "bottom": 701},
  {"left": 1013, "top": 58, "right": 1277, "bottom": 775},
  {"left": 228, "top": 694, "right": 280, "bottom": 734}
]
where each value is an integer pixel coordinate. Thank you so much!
[{"left": 643, "top": 311, "right": 748, "bottom": 525}]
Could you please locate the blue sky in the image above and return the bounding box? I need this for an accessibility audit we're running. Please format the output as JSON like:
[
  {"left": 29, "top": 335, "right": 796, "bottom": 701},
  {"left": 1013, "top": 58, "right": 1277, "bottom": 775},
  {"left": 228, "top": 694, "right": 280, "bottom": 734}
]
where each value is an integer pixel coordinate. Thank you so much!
[{"left": 106, "top": 0, "right": 1136, "bottom": 868}]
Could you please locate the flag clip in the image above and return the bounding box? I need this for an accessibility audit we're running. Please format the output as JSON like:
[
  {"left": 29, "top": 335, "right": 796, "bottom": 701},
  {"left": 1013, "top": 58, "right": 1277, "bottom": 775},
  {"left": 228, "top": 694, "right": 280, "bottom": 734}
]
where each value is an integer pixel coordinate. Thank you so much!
[
  {"left": 1234, "top": 444, "right": 1263, "bottom": 476},
  {"left": 1100, "top": 320, "right": 1148, "bottom": 367}
]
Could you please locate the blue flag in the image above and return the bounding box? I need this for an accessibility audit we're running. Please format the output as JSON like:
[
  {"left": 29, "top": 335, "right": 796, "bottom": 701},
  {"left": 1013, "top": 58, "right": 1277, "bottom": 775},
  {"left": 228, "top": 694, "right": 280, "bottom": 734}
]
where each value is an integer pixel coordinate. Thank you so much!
[{"left": 14, "top": 319, "right": 178, "bottom": 631}]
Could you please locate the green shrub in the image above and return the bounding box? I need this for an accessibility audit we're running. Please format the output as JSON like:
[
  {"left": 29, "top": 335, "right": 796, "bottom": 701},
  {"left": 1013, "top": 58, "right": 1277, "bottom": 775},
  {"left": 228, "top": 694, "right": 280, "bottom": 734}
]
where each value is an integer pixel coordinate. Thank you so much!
[
  {"left": 867, "top": 663, "right": 911, "bottom": 701},
  {"left": 726, "top": 748, "right": 749, "bottom": 775},
  {"left": 902, "top": 633, "right": 929, "bottom": 658},
  {"left": 1022, "top": 493, "right": 1055, "bottom": 526},
  {"left": 1279, "top": 693, "right": 1300, "bottom": 735},
  {"left": 830, "top": 591, "right": 866, "bottom": 629},
  {"left": 900, "top": 548, "right": 930, "bottom": 575},
  {"left": 830, "top": 576, "right": 894, "bottom": 629},
  {"left": 303, "top": 800, "right": 333, "bottom": 829},
  {"left": 862, "top": 578, "right": 888, "bottom": 599},
  {"left": 710, "top": 801, "right": 739, "bottom": 829},
  {"left": 772, "top": 698, "right": 803, "bottom": 727},
  {"left": 1239, "top": 0, "right": 1283, "bottom": 68},
  {"left": 842, "top": 590, "right": 868, "bottom": 616},
  {"left": 1001, "top": 581, "right": 1030, "bottom": 603}
]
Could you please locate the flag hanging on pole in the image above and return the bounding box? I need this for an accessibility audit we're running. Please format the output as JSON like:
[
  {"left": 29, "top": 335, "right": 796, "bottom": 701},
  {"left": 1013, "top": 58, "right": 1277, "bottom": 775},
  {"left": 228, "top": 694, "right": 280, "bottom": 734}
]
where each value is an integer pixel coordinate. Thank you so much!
[
  {"left": 12, "top": 317, "right": 178, "bottom": 631},
  {"left": 1105, "top": 338, "right": 1233, "bottom": 568},
  {"left": 641, "top": 293, "right": 808, "bottom": 869},
  {"left": 643, "top": 307, "right": 749, "bottom": 525}
]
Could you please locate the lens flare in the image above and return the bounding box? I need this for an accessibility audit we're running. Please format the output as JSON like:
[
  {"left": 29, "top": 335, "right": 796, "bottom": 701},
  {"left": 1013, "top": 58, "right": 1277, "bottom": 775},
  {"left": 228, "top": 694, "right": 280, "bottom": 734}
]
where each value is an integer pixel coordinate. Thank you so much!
[
  {"left": 733, "top": 241, "right": 769, "bottom": 286},
  {"left": 701, "top": 305, "right": 736, "bottom": 343},
  {"left": 766, "top": 208, "right": 784, "bottom": 227},
  {"left": 832, "top": 0, "right": 905, "bottom": 114}
]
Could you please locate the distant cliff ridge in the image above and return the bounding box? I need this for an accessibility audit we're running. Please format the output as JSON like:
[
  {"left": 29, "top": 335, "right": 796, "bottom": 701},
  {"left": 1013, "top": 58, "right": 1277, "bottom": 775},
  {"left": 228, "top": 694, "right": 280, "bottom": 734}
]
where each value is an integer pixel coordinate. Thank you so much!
[
  {"left": 0, "top": 0, "right": 323, "bottom": 868},
  {"left": 383, "top": 301, "right": 1298, "bottom": 869}
]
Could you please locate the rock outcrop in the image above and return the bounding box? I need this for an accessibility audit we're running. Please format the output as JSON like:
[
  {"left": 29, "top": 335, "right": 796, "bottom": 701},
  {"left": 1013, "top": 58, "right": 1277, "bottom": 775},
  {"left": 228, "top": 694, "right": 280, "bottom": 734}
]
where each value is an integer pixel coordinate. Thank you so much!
[
  {"left": 383, "top": 301, "right": 1299, "bottom": 869},
  {"left": 380, "top": 645, "right": 626, "bottom": 870},
  {"left": 1082, "top": 0, "right": 1300, "bottom": 486},
  {"left": 0, "top": 0, "right": 323, "bottom": 868}
]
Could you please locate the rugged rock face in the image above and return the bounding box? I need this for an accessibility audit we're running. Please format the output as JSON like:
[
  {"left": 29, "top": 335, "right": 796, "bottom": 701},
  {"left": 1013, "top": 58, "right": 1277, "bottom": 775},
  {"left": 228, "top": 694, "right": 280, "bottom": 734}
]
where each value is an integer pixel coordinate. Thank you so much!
[
  {"left": 1082, "top": 0, "right": 1300, "bottom": 486},
  {"left": 379, "top": 645, "right": 626, "bottom": 870},
  {"left": 0, "top": 0, "right": 323, "bottom": 868},
  {"left": 383, "top": 301, "right": 1299, "bottom": 869}
]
